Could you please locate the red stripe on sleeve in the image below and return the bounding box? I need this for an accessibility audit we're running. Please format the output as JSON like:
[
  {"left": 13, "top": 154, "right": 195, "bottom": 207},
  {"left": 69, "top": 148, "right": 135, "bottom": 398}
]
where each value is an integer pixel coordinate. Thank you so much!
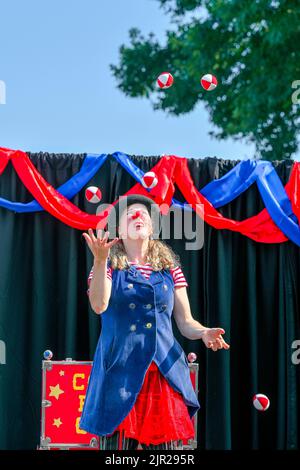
[
  {"left": 87, "top": 265, "right": 112, "bottom": 295},
  {"left": 170, "top": 266, "right": 188, "bottom": 288}
]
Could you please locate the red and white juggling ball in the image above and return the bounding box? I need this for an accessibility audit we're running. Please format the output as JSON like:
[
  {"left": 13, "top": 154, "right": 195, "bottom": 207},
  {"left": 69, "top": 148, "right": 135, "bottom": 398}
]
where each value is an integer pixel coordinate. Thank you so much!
[
  {"left": 187, "top": 352, "right": 197, "bottom": 363},
  {"left": 157, "top": 72, "right": 174, "bottom": 89},
  {"left": 142, "top": 171, "right": 158, "bottom": 189},
  {"left": 252, "top": 394, "right": 270, "bottom": 411},
  {"left": 85, "top": 186, "right": 102, "bottom": 204},
  {"left": 200, "top": 74, "right": 218, "bottom": 91}
]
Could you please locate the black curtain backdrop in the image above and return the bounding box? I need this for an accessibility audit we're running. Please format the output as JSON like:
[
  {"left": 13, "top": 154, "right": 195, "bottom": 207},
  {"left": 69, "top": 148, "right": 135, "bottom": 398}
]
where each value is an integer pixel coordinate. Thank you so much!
[{"left": 0, "top": 153, "right": 299, "bottom": 450}]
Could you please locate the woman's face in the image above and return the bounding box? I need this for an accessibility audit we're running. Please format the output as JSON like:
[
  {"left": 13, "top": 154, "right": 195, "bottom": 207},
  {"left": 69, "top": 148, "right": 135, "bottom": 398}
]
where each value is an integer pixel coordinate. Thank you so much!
[{"left": 118, "top": 203, "right": 153, "bottom": 240}]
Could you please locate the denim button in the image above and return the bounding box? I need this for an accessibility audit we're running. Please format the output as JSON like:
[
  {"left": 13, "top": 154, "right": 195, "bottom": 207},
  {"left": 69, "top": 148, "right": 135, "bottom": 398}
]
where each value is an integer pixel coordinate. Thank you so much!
[
  {"left": 130, "top": 324, "right": 136, "bottom": 331},
  {"left": 145, "top": 322, "right": 152, "bottom": 329},
  {"left": 127, "top": 283, "right": 134, "bottom": 289},
  {"left": 163, "top": 284, "right": 168, "bottom": 291},
  {"left": 162, "top": 304, "right": 167, "bottom": 310},
  {"left": 129, "top": 303, "right": 136, "bottom": 309}
]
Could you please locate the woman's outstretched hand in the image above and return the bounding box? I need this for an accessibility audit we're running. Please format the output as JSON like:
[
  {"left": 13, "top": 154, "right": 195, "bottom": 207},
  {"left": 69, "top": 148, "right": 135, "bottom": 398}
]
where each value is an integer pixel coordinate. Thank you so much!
[
  {"left": 82, "top": 228, "right": 119, "bottom": 263},
  {"left": 201, "top": 328, "right": 230, "bottom": 351}
]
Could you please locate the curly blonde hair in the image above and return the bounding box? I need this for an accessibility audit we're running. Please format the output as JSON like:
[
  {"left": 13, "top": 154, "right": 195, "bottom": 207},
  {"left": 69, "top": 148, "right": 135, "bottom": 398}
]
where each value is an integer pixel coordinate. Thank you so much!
[{"left": 109, "top": 239, "right": 181, "bottom": 271}]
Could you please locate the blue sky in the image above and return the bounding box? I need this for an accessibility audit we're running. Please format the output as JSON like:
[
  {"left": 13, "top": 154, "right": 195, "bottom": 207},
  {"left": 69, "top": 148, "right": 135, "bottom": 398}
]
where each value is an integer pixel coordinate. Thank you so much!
[{"left": 0, "top": 0, "right": 295, "bottom": 160}]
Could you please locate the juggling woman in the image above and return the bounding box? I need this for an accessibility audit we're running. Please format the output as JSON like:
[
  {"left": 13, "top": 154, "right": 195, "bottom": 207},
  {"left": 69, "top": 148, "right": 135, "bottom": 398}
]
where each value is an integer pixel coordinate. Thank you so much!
[{"left": 79, "top": 194, "right": 229, "bottom": 450}]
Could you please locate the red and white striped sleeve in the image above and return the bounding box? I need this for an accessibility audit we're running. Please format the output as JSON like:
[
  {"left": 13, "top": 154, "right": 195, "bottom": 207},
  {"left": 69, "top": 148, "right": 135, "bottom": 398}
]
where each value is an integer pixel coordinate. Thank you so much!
[
  {"left": 86, "top": 265, "right": 112, "bottom": 296},
  {"left": 170, "top": 266, "right": 188, "bottom": 288}
]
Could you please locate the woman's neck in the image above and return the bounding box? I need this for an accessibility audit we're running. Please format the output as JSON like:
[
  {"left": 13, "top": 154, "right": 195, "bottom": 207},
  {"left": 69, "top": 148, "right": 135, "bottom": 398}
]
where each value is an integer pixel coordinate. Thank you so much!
[
  {"left": 123, "top": 239, "right": 149, "bottom": 265},
  {"left": 127, "top": 254, "right": 148, "bottom": 265},
  {"left": 128, "top": 261, "right": 149, "bottom": 266}
]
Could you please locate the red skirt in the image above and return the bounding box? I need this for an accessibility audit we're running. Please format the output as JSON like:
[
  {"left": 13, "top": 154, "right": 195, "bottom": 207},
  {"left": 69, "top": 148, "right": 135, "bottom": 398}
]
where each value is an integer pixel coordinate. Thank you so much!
[{"left": 113, "top": 361, "right": 195, "bottom": 445}]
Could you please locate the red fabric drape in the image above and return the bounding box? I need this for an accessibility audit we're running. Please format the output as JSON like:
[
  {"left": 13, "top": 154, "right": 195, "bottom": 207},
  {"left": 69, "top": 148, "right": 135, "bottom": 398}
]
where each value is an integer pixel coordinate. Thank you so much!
[{"left": 0, "top": 147, "right": 299, "bottom": 244}]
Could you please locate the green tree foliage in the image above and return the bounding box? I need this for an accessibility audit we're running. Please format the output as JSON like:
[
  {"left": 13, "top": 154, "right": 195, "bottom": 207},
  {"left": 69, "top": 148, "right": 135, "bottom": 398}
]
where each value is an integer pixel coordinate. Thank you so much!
[{"left": 110, "top": 0, "right": 300, "bottom": 160}]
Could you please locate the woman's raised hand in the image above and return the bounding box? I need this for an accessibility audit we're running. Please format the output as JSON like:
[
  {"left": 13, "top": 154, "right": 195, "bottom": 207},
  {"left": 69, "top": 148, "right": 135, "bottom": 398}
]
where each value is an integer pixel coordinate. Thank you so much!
[{"left": 83, "top": 228, "right": 119, "bottom": 263}]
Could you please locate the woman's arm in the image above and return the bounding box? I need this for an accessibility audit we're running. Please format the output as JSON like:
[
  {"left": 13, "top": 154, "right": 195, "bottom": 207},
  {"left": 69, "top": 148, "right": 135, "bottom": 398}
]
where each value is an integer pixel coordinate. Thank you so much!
[
  {"left": 172, "top": 286, "right": 207, "bottom": 340},
  {"left": 172, "top": 286, "right": 230, "bottom": 351},
  {"left": 88, "top": 258, "right": 112, "bottom": 315},
  {"left": 83, "top": 228, "right": 119, "bottom": 315}
]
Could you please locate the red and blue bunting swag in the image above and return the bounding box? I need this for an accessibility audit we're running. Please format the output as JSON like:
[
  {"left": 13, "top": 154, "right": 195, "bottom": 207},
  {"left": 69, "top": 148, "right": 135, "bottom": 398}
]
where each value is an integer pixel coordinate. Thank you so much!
[{"left": 0, "top": 147, "right": 300, "bottom": 246}]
